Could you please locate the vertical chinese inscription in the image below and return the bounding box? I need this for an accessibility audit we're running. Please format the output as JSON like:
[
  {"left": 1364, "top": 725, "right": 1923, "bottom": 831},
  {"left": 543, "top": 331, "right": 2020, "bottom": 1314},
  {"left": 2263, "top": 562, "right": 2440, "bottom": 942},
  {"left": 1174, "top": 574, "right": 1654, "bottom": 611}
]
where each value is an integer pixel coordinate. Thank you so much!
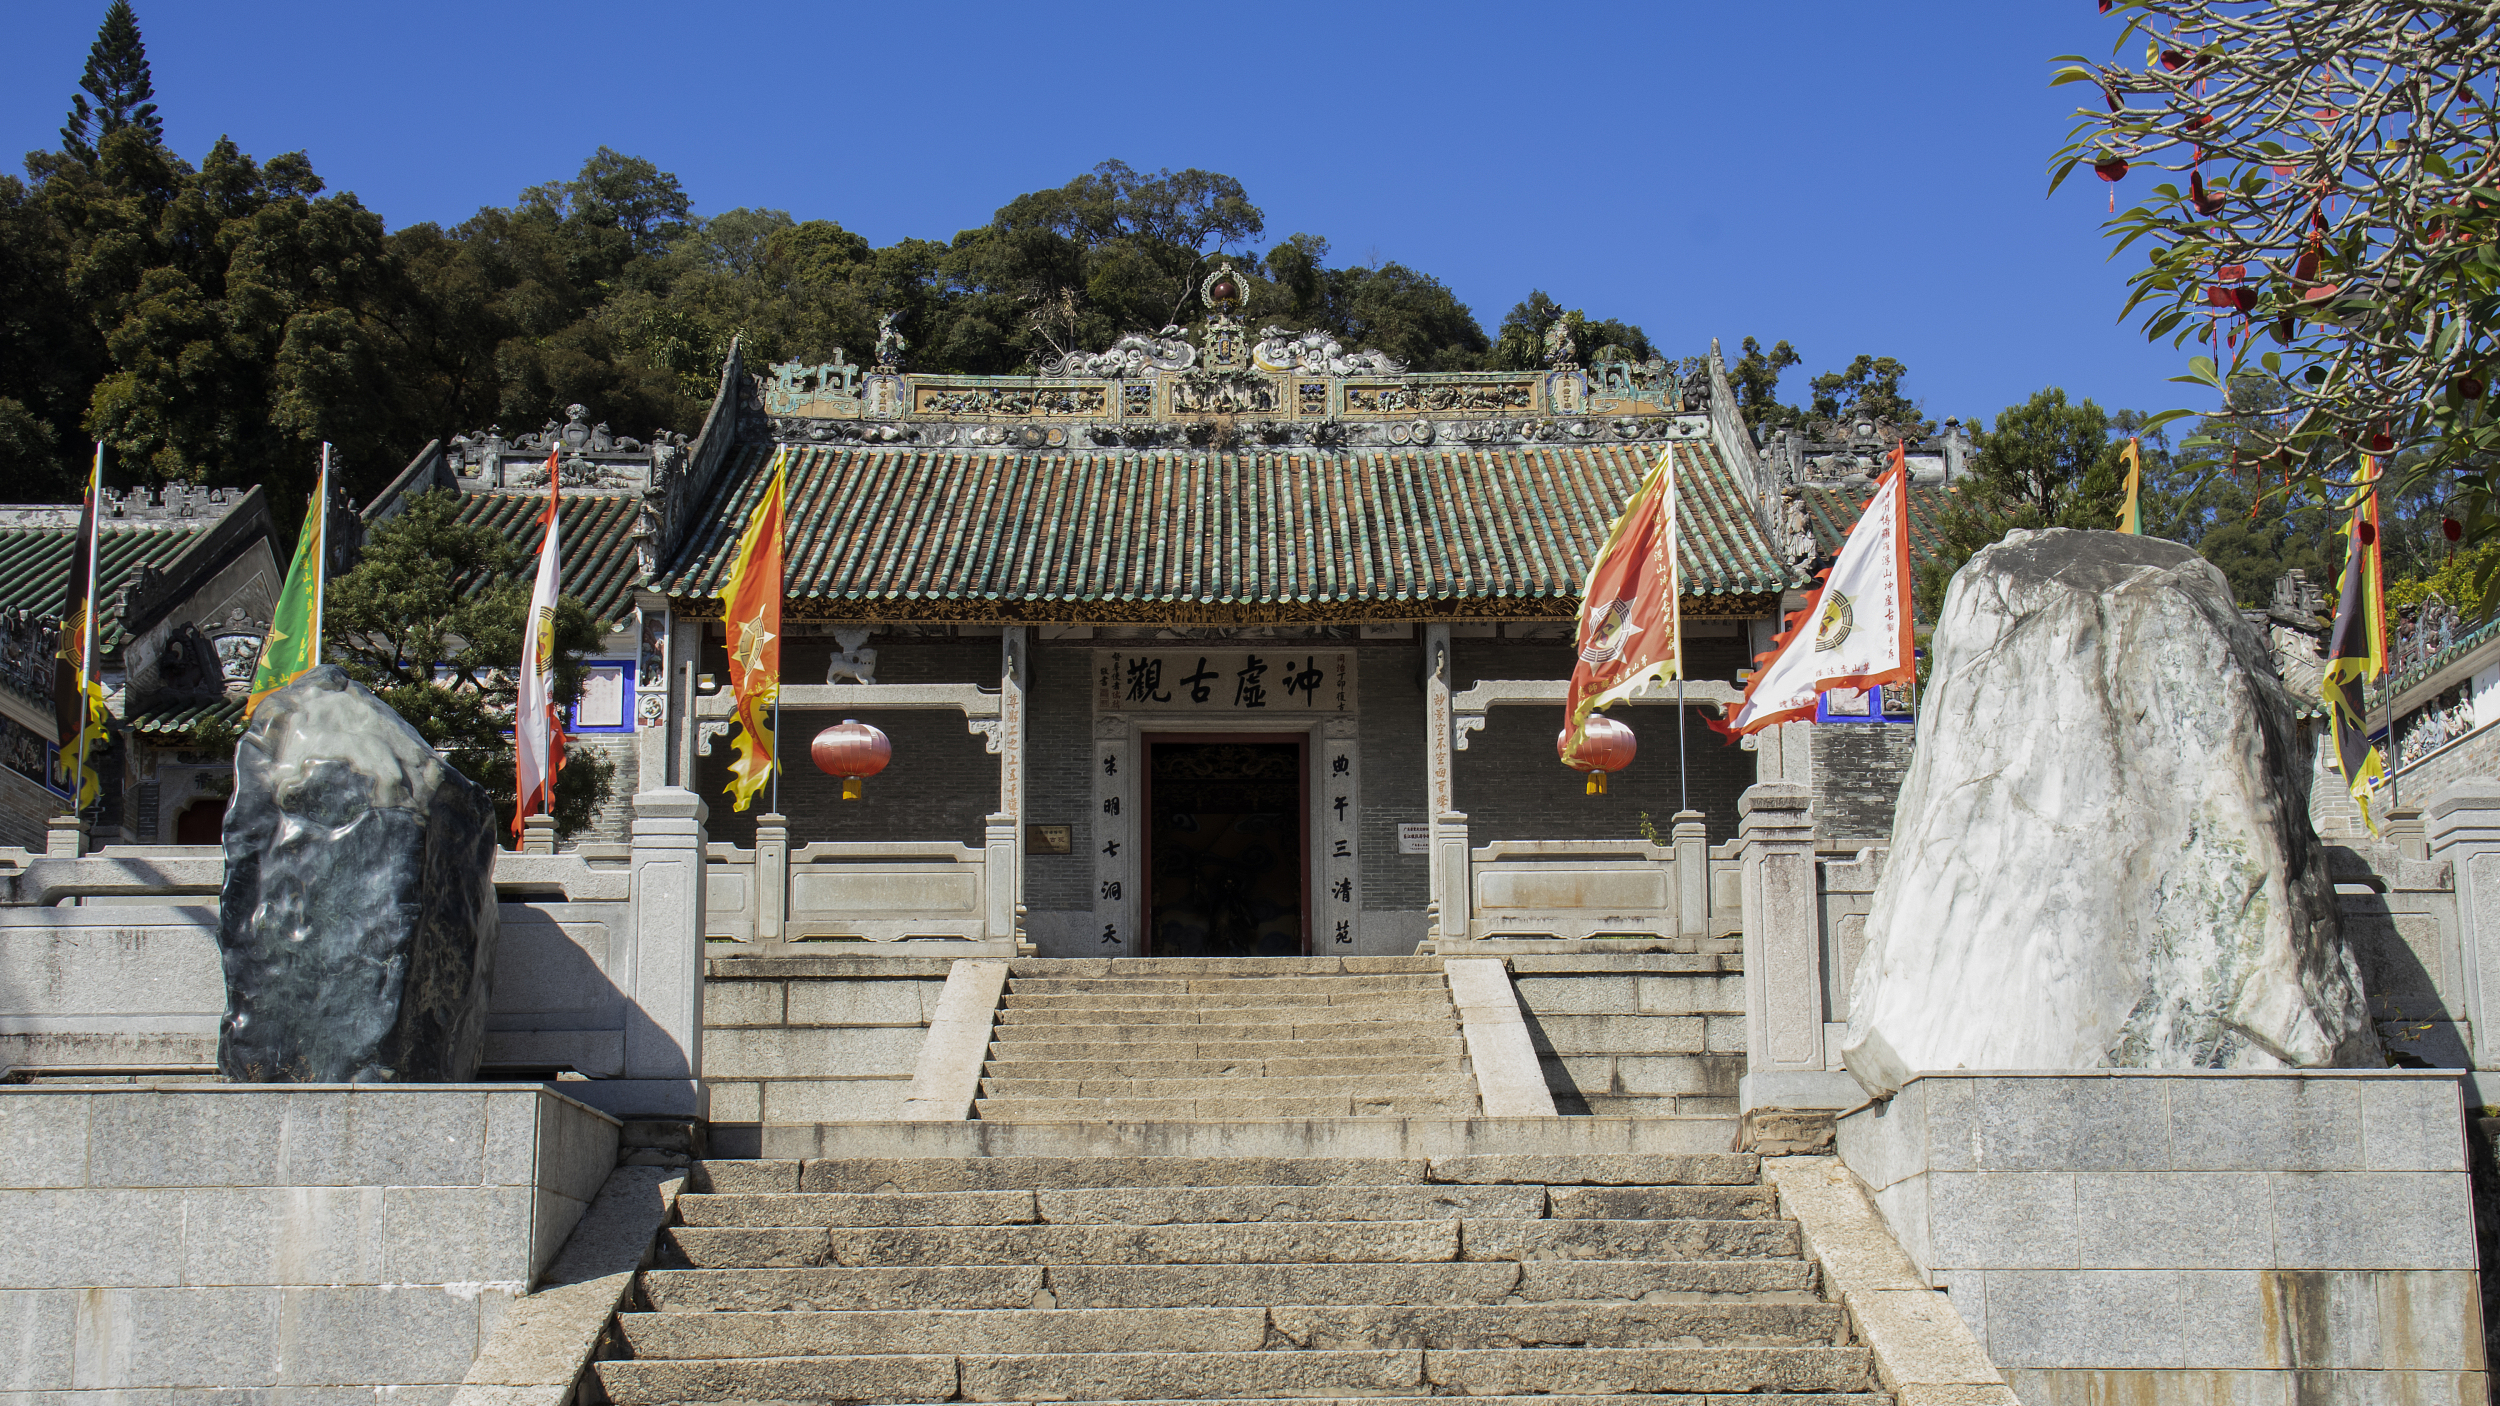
[
  {"left": 1321, "top": 719, "right": 1361, "bottom": 946},
  {"left": 1092, "top": 705, "right": 1134, "bottom": 950}
]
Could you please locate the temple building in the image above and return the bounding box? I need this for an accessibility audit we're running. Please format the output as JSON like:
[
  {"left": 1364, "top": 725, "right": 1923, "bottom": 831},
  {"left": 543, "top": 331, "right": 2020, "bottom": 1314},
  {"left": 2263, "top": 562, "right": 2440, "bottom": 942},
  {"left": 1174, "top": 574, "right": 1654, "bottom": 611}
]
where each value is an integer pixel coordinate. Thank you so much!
[{"left": 620, "top": 268, "right": 1816, "bottom": 957}]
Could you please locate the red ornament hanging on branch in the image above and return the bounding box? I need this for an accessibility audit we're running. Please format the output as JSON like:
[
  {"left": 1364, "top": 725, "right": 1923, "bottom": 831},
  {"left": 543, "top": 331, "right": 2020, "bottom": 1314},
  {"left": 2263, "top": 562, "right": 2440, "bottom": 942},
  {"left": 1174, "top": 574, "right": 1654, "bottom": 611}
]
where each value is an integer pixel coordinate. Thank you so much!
[
  {"left": 812, "top": 718, "right": 892, "bottom": 801},
  {"left": 1557, "top": 715, "right": 1636, "bottom": 796}
]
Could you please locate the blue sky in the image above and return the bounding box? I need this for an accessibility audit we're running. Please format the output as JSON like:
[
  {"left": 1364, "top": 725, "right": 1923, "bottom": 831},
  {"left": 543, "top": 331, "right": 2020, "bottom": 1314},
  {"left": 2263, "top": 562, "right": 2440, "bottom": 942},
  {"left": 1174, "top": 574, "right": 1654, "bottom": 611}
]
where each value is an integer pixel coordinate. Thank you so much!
[{"left": 4, "top": 0, "right": 2191, "bottom": 431}]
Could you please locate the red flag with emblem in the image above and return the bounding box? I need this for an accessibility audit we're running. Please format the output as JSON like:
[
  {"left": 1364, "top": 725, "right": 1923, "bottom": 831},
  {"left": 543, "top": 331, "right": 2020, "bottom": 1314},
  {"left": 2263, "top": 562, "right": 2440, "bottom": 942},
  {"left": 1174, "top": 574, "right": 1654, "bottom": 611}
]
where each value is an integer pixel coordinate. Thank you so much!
[{"left": 1562, "top": 447, "right": 1682, "bottom": 766}]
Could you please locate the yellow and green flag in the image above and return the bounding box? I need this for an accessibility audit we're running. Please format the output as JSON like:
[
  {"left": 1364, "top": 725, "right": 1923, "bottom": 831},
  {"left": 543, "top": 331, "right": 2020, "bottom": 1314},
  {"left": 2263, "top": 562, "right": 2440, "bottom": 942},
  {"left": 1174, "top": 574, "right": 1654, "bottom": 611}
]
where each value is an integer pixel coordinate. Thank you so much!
[
  {"left": 53, "top": 442, "right": 108, "bottom": 809},
  {"left": 246, "top": 447, "right": 329, "bottom": 719}
]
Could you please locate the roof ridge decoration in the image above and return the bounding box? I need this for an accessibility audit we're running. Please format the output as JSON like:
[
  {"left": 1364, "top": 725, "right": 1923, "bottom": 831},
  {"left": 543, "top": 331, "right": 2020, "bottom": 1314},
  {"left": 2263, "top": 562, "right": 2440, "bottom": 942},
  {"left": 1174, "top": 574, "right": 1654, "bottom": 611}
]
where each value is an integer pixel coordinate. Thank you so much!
[{"left": 760, "top": 261, "right": 1700, "bottom": 455}]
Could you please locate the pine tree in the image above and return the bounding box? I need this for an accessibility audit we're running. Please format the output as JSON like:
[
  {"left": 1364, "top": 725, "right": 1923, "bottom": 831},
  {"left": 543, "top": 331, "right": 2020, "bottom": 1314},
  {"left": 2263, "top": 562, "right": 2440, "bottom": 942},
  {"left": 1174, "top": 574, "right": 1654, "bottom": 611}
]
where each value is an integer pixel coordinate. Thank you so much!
[{"left": 60, "top": 1, "right": 163, "bottom": 167}]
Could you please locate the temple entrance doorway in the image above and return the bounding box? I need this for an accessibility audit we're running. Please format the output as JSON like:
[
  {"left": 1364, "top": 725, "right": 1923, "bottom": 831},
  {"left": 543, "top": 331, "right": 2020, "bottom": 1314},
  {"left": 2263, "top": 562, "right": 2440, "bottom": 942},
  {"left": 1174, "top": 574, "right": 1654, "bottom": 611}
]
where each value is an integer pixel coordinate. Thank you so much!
[{"left": 1142, "top": 735, "right": 1308, "bottom": 957}]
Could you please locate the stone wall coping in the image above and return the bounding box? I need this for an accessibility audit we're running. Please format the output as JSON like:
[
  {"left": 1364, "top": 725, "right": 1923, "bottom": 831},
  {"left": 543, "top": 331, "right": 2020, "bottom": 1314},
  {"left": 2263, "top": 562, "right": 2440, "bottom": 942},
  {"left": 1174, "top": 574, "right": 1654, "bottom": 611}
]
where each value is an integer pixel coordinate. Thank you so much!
[
  {"left": 705, "top": 954, "right": 968, "bottom": 978},
  {"left": 0, "top": 1080, "right": 624, "bottom": 1124},
  {"left": 1892, "top": 1068, "right": 2463, "bottom": 1084}
]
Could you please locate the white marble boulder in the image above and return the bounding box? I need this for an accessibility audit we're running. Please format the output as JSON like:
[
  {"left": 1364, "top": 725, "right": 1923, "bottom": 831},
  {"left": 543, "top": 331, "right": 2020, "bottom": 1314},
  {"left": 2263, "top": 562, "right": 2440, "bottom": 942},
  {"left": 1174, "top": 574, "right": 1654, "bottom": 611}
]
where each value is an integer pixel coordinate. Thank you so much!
[{"left": 1840, "top": 529, "right": 2379, "bottom": 1096}]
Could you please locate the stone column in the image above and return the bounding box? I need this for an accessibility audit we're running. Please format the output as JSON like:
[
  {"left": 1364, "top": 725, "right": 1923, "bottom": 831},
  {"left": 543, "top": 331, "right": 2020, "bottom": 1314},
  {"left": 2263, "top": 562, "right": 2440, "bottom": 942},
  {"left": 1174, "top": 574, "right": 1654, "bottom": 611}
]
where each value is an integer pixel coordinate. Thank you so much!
[
  {"left": 1423, "top": 623, "right": 1456, "bottom": 929},
  {"left": 2426, "top": 780, "right": 2500, "bottom": 1076},
  {"left": 614, "top": 786, "right": 708, "bottom": 1120},
  {"left": 1000, "top": 628, "right": 1028, "bottom": 909},
  {"left": 1736, "top": 783, "right": 1857, "bottom": 1112},
  {"left": 1431, "top": 810, "right": 1471, "bottom": 944},
  {"left": 1673, "top": 810, "right": 1708, "bottom": 939},
  {"left": 983, "top": 812, "right": 1019, "bottom": 949},
  {"left": 633, "top": 595, "right": 672, "bottom": 790},
  {"left": 519, "top": 814, "right": 556, "bottom": 855},
  {"left": 752, "top": 813, "right": 788, "bottom": 944}
]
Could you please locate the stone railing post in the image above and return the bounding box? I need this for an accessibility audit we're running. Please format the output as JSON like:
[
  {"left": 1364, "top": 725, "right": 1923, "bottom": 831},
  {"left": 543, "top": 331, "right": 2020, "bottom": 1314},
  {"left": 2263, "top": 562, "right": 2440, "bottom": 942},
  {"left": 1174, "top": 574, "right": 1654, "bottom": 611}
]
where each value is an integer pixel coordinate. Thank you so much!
[
  {"left": 1737, "top": 783, "right": 1857, "bottom": 1113},
  {"left": 519, "top": 813, "right": 556, "bottom": 855},
  {"left": 2426, "top": 780, "right": 2500, "bottom": 1075},
  {"left": 1432, "top": 810, "right": 1471, "bottom": 943},
  {"left": 47, "top": 813, "right": 87, "bottom": 859},
  {"left": 1672, "top": 809, "right": 1708, "bottom": 939},
  {"left": 983, "top": 813, "right": 1018, "bottom": 946},
  {"left": 621, "top": 786, "right": 708, "bottom": 1120},
  {"left": 752, "top": 813, "right": 789, "bottom": 943}
]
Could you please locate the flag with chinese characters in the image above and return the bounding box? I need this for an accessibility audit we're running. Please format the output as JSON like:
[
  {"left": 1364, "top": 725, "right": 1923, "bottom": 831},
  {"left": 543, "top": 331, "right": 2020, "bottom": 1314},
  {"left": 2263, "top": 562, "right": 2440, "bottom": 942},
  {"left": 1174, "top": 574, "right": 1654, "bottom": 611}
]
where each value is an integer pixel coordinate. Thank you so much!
[
  {"left": 1562, "top": 446, "right": 1682, "bottom": 769},
  {"left": 1714, "top": 443, "right": 1914, "bottom": 738},
  {"left": 2322, "top": 458, "right": 2388, "bottom": 835},
  {"left": 512, "top": 448, "right": 565, "bottom": 839},
  {"left": 720, "top": 448, "right": 786, "bottom": 812},
  {"left": 246, "top": 447, "right": 329, "bottom": 720},
  {"left": 52, "top": 444, "right": 108, "bottom": 807}
]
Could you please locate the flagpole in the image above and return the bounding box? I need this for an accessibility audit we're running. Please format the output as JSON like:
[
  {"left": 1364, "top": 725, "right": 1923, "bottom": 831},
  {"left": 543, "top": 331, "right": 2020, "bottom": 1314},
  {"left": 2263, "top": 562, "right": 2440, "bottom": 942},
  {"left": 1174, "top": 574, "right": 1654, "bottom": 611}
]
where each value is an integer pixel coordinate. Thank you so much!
[
  {"left": 312, "top": 444, "right": 328, "bottom": 667},
  {"left": 1675, "top": 677, "right": 1687, "bottom": 816}
]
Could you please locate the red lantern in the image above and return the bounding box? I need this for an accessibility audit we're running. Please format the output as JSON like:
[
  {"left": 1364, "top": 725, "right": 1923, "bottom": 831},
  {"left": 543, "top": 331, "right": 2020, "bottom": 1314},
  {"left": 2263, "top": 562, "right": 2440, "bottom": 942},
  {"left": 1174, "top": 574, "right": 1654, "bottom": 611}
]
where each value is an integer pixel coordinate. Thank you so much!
[
  {"left": 1557, "top": 715, "right": 1637, "bottom": 796},
  {"left": 812, "top": 718, "right": 892, "bottom": 800}
]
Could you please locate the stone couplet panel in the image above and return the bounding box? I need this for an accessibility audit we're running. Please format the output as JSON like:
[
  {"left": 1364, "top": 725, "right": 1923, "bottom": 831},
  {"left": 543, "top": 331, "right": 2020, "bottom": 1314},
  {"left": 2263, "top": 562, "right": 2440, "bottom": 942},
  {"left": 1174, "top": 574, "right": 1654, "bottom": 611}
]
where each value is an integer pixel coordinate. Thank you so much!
[
  {"left": 1836, "top": 1070, "right": 2486, "bottom": 1405},
  {"left": 0, "top": 1084, "right": 617, "bottom": 1397}
]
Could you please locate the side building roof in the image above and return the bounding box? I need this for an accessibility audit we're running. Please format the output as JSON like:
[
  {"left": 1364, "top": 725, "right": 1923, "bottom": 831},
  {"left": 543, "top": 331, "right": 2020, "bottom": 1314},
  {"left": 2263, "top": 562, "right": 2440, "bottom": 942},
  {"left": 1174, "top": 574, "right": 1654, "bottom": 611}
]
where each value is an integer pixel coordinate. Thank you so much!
[
  {"left": 655, "top": 438, "right": 1799, "bottom": 621},
  {"left": 1792, "top": 483, "right": 1957, "bottom": 573}
]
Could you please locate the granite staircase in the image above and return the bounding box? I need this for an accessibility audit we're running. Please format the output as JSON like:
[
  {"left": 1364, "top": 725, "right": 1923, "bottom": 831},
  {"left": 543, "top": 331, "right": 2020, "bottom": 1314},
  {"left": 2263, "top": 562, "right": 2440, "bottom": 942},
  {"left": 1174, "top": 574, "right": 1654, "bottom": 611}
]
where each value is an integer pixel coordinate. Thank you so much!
[
  {"left": 976, "top": 957, "right": 1482, "bottom": 1120},
  {"left": 597, "top": 1151, "right": 1888, "bottom": 1404}
]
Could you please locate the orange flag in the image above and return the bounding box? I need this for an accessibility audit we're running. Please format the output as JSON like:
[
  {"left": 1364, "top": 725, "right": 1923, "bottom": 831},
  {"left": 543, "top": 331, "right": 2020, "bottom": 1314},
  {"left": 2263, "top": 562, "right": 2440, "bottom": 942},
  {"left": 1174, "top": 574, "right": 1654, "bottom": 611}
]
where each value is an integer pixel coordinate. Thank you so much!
[
  {"left": 720, "top": 448, "right": 786, "bottom": 812},
  {"left": 1563, "top": 447, "right": 1682, "bottom": 765}
]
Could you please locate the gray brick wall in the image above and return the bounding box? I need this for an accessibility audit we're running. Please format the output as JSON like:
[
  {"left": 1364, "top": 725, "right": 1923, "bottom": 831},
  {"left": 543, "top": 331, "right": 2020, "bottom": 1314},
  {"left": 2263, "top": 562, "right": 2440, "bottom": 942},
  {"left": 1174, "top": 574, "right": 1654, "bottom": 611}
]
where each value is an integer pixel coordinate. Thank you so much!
[
  {"left": 2391, "top": 722, "right": 2500, "bottom": 806},
  {"left": 697, "top": 709, "right": 999, "bottom": 849},
  {"left": 693, "top": 627, "right": 1002, "bottom": 849},
  {"left": 1811, "top": 725, "right": 1916, "bottom": 845},
  {"left": 1444, "top": 635, "right": 1748, "bottom": 846},
  {"left": 1360, "top": 644, "right": 1429, "bottom": 912},
  {"left": 1027, "top": 644, "right": 1097, "bottom": 913}
]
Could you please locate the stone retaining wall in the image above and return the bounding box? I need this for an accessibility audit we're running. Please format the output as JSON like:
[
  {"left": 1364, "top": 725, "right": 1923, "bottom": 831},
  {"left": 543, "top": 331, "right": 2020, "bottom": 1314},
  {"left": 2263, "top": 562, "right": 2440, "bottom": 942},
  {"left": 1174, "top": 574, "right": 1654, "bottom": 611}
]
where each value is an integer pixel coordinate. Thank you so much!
[
  {"left": 0, "top": 1084, "right": 616, "bottom": 1401},
  {"left": 1838, "top": 1070, "right": 2486, "bottom": 1404},
  {"left": 701, "top": 952, "right": 955, "bottom": 1155}
]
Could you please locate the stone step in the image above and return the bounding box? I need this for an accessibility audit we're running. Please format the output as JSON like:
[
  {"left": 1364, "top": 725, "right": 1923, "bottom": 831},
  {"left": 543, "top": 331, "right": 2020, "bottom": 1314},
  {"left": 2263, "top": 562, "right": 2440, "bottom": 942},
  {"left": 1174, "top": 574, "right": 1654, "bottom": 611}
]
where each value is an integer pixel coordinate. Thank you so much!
[
  {"left": 993, "top": 1004, "right": 1451, "bottom": 1027},
  {"left": 1039, "top": 1259, "right": 1826, "bottom": 1309},
  {"left": 613, "top": 1300, "right": 1848, "bottom": 1360},
  {"left": 988, "top": 1021, "right": 1457, "bottom": 1045},
  {"left": 1007, "top": 974, "right": 1449, "bottom": 996},
  {"left": 593, "top": 1346, "right": 1875, "bottom": 1403},
  {"left": 978, "top": 1055, "right": 1470, "bottom": 1082},
  {"left": 999, "top": 990, "right": 1452, "bottom": 1014},
  {"left": 973, "top": 1094, "right": 1483, "bottom": 1121},
  {"left": 639, "top": 1259, "right": 1824, "bottom": 1313},
  {"left": 681, "top": 1184, "right": 1551, "bottom": 1228},
  {"left": 1007, "top": 957, "right": 1446, "bottom": 977},
  {"left": 990, "top": 1035, "right": 1469, "bottom": 1062},
  {"left": 977, "top": 1076, "right": 1477, "bottom": 1102},
  {"left": 665, "top": 1217, "right": 1800, "bottom": 1270},
  {"left": 697, "top": 1153, "right": 1764, "bottom": 1195}
]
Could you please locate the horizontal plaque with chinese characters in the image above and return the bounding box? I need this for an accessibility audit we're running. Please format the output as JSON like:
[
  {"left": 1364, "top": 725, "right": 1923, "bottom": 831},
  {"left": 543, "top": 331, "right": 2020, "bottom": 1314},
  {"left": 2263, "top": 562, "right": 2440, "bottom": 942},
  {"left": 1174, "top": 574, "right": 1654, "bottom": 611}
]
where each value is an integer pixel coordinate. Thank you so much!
[{"left": 1094, "top": 651, "right": 1351, "bottom": 713}]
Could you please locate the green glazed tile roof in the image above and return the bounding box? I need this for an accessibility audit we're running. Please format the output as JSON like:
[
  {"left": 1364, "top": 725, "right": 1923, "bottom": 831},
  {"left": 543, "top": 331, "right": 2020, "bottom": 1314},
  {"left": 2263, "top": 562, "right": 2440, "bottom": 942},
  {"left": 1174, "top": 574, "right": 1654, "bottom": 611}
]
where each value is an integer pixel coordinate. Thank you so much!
[
  {"left": 129, "top": 696, "right": 243, "bottom": 737},
  {"left": 1794, "top": 483, "right": 1958, "bottom": 570},
  {"left": 0, "top": 522, "right": 211, "bottom": 650},
  {"left": 656, "top": 439, "right": 1799, "bottom": 617},
  {"left": 453, "top": 492, "right": 644, "bottom": 626}
]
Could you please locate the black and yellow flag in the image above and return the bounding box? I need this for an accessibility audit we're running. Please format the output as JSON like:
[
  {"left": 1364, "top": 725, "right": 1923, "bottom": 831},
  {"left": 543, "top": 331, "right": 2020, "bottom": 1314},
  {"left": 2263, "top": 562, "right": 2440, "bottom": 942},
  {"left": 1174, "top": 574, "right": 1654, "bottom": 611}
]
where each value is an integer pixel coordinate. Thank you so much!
[{"left": 2322, "top": 460, "right": 2388, "bottom": 835}]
